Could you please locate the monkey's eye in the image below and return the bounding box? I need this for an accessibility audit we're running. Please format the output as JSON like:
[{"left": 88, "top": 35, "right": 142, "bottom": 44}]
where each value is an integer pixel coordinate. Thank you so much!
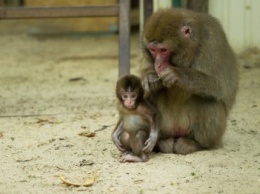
[
  {"left": 160, "top": 48, "right": 167, "bottom": 53},
  {"left": 122, "top": 94, "right": 128, "bottom": 99},
  {"left": 131, "top": 94, "right": 137, "bottom": 99}
]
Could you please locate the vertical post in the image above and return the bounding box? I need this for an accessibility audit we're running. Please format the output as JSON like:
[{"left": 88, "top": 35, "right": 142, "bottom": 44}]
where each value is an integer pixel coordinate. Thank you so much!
[
  {"left": 118, "top": 0, "right": 130, "bottom": 77},
  {"left": 143, "top": 0, "right": 153, "bottom": 24},
  {"left": 187, "top": 0, "right": 209, "bottom": 13}
]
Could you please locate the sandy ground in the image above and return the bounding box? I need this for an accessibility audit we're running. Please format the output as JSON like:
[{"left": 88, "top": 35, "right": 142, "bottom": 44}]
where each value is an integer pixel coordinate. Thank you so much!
[{"left": 0, "top": 21, "right": 259, "bottom": 194}]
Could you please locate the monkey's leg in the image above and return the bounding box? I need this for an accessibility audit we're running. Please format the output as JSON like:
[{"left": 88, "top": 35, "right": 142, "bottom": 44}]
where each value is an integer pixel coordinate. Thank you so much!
[
  {"left": 119, "top": 153, "right": 148, "bottom": 163},
  {"left": 120, "top": 130, "right": 149, "bottom": 162},
  {"left": 157, "top": 138, "right": 175, "bottom": 153},
  {"left": 158, "top": 137, "right": 201, "bottom": 154},
  {"left": 173, "top": 137, "right": 201, "bottom": 155},
  {"left": 119, "top": 132, "right": 131, "bottom": 151},
  {"left": 174, "top": 115, "right": 226, "bottom": 154},
  {"left": 120, "top": 151, "right": 132, "bottom": 156},
  {"left": 173, "top": 103, "right": 227, "bottom": 155},
  {"left": 131, "top": 130, "right": 148, "bottom": 155}
]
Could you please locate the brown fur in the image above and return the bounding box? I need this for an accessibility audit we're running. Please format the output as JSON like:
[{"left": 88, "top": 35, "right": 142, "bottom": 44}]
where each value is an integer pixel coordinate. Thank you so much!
[
  {"left": 112, "top": 75, "right": 159, "bottom": 162},
  {"left": 141, "top": 8, "right": 239, "bottom": 154}
]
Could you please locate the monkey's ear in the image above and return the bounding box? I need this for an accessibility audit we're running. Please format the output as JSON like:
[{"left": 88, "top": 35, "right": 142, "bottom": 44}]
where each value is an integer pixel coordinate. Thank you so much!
[{"left": 180, "top": 25, "right": 193, "bottom": 38}]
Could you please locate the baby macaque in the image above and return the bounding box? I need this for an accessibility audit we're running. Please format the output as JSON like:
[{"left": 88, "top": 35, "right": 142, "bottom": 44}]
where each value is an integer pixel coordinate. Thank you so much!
[{"left": 112, "top": 74, "right": 159, "bottom": 162}]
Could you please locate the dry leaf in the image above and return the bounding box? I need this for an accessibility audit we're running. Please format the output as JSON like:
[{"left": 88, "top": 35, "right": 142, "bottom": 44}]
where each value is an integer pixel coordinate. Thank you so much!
[
  {"left": 133, "top": 179, "right": 144, "bottom": 184},
  {"left": 79, "top": 159, "right": 94, "bottom": 166},
  {"left": 35, "top": 118, "right": 61, "bottom": 125},
  {"left": 68, "top": 77, "right": 86, "bottom": 82},
  {"left": 59, "top": 173, "right": 98, "bottom": 187},
  {"left": 78, "top": 132, "right": 96, "bottom": 137},
  {"left": 36, "top": 119, "right": 50, "bottom": 124}
]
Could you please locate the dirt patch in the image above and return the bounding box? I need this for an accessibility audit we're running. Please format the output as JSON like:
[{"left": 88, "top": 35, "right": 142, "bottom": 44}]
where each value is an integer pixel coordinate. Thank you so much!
[{"left": 0, "top": 21, "right": 259, "bottom": 194}]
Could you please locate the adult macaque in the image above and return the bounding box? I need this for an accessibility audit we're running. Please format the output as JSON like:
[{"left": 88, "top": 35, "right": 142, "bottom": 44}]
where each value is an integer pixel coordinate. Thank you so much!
[
  {"left": 141, "top": 8, "right": 239, "bottom": 154},
  {"left": 112, "top": 74, "right": 159, "bottom": 162}
]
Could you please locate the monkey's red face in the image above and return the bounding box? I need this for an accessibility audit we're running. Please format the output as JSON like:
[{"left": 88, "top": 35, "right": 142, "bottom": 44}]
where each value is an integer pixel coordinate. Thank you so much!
[
  {"left": 143, "top": 9, "right": 199, "bottom": 74},
  {"left": 121, "top": 90, "right": 138, "bottom": 109},
  {"left": 148, "top": 41, "right": 173, "bottom": 74}
]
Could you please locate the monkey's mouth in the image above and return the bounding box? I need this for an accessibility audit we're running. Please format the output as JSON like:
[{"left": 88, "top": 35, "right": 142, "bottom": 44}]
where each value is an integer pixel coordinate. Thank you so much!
[
  {"left": 126, "top": 105, "right": 137, "bottom": 109},
  {"left": 155, "top": 61, "right": 171, "bottom": 74}
]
